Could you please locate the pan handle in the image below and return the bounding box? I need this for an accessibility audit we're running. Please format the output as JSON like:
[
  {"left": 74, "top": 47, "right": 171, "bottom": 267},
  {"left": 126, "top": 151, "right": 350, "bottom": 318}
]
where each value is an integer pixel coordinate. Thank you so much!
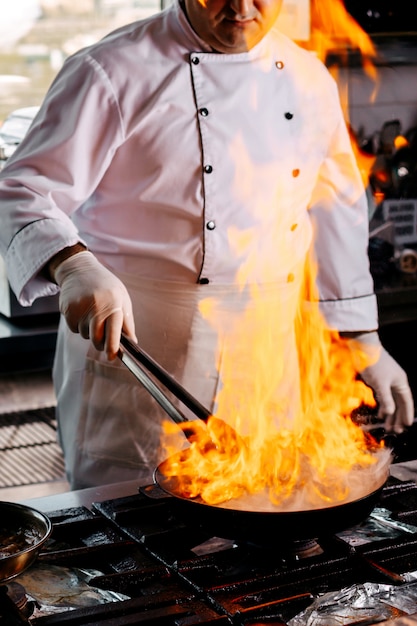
[{"left": 120, "top": 333, "right": 212, "bottom": 422}]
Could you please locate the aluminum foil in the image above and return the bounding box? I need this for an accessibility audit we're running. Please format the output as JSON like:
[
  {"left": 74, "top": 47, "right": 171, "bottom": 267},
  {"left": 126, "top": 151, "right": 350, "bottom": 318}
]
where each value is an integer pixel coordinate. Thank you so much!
[
  {"left": 17, "top": 563, "right": 129, "bottom": 617},
  {"left": 336, "top": 507, "right": 417, "bottom": 547},
  {"left": 378, "top": 617, "right": 417, "bottom": 625},
  {"left": 288, "top": 581, "right": 417, "bottom": 626}
]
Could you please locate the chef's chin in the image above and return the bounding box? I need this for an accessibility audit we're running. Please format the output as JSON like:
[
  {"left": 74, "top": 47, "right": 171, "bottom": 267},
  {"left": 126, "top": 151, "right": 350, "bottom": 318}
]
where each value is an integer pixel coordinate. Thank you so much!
[{"left": 212, "top": 22, "right": 258, "bottom": 53}]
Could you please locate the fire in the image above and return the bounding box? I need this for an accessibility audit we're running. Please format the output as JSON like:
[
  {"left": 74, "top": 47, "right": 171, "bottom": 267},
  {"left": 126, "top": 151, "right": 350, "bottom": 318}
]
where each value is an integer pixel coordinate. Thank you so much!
[
  {"left": 161, "top": 248, "right": 389, "bottom": 511},
  {"left": 305, "top": 0, "right": 377, "bottom": 74},
  {"left": 304, "top": 0, "right": 380, "bottom": 188},
  {"left": 160, "top": 0, "right": 391, "bottom": 512}
]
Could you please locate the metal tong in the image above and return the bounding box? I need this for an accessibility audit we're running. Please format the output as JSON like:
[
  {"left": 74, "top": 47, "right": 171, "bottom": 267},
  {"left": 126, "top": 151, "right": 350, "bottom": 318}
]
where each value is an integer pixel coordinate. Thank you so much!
[{"left": 118, "top": 333, "right": 212, "bottom": 439}]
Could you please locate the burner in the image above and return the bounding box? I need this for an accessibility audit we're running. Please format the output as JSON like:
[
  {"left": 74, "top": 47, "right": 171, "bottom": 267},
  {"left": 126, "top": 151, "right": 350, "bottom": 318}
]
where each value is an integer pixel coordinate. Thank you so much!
[
  {"left": 243, "top": 537, "right": 324, "bottom": 559},
  {"left": 288, "top": 538, "right": 324, "bottom": 559},
  {"left": 0, "top": 581, "right": 35, "bottom": 623},
  {"left": 6, "top": 582, "right": 29, "bottom": 611}
]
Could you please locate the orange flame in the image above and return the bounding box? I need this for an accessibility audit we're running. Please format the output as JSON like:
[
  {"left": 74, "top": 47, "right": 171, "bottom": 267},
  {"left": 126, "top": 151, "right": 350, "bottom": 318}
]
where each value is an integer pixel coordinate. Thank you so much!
[
  {"left": 161, "top": 251, "right": 389, "bottom": 511},
  {"left": 160, "top": 1, "right": 390, "bottom": 513},
  {"left": 306, "top": 0, "right": 377, "bottom": 74},
  {"left": 304, "top": 0, "right": 380, "bottom": 185}
]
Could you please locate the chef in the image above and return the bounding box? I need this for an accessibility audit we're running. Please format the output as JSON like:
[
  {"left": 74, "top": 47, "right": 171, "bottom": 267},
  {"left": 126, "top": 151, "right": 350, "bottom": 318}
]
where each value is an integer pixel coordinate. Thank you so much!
[{"left": 0, "top": 0, "right": 414, "bottom": 489}]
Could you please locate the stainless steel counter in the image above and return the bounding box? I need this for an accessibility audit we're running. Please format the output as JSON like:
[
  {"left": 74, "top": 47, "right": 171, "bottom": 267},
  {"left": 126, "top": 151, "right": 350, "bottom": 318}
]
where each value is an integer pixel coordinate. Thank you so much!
[
  {"left": 390, "top": 459, "right": 417, "bottom": 484},
  {"left": 20, "top": 479, "right": 141, "bottom": 512}
]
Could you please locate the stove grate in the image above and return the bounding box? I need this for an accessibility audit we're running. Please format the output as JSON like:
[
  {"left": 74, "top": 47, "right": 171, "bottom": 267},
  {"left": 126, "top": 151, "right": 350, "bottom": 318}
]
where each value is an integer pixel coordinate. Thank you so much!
[{"left": 4, "top": 477, "right": 417, "bottom": 626}]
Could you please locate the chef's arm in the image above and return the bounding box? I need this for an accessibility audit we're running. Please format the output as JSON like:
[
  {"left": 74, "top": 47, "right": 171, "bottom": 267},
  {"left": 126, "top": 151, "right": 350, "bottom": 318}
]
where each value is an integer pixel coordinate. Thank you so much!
[
  {"left": 47, "top": 245, "right": 136, "bottom": 360},
  {"left": 340, "top": 330, "right": 414, "bottom": 434}
]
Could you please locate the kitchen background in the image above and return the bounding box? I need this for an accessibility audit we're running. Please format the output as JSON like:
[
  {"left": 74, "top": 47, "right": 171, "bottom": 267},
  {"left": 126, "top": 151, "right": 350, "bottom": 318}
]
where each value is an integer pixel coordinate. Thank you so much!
[
  {"left": 2, "top": 4, "right": 417, "bottom": 626},
  {"left": 0, "top": 0, "right": 417, "bottom": 504}
]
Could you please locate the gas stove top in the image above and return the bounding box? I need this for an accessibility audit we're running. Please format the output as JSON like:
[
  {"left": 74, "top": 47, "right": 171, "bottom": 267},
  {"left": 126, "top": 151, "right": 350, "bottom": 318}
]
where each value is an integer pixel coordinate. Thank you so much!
[{"left": 2, "top": 476, "right": 417, "bottom": 625}]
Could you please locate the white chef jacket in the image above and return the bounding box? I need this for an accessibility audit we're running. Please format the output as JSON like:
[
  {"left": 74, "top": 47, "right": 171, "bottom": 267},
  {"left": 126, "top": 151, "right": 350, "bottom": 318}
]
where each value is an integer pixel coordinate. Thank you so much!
[{"left": 0, "top": 0, "right": 378, "bottom": 487}]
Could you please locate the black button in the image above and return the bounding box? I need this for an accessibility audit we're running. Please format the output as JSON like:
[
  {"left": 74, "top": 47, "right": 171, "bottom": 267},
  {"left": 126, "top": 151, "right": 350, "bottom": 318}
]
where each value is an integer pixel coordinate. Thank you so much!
[
  {"left": 199, "top": 278, "right": 209, "bottom": 284},
  {"left": 204, "top": 165, "right": 213, "bottom": 174},
  {"left": 206, "top": 220, "right": 216, "bottom": 230},
  {"left": 192, "top": 57, "right": 200, "bottom": 65},
  {"left": 199, "top": 108, "right": 209, "bottom": 117},
  {"left": 275, "top": 61, "right": 284, "bottom": 69},
  {"left": 285, "top": 112, "right": 294, "bottom": 120}
]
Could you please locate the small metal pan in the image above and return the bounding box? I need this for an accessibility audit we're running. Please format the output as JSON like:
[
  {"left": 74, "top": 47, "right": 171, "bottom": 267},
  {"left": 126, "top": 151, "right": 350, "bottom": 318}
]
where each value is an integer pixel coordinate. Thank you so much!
[{"left": 0, "top": 501, "right": 52, "bottom": 582}]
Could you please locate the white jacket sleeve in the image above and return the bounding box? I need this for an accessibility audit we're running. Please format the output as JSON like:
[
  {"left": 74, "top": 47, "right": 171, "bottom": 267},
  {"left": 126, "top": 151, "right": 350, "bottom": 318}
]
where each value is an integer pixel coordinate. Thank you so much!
[
  {"left": 0, "top": 51, "right": 124, "bottom": 305},
  {"left": 308, "top": 89, "right": 378, "bottom": 333}
]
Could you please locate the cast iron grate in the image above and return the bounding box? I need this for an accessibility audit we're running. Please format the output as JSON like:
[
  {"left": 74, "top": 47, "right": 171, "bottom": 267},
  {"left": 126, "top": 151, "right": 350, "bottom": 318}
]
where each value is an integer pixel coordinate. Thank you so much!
[
  {"left": 3, "top": 479, "right": 417, "bottom": 624},
  {"left": 0, "top": 406, "right": 65, "bottom": 487}
]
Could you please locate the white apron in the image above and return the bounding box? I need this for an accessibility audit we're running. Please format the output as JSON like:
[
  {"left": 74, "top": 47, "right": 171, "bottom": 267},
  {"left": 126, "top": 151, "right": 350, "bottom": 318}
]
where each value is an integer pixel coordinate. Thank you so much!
[{"left": 53, "top": 269, "right": 303, "bottom": 489}]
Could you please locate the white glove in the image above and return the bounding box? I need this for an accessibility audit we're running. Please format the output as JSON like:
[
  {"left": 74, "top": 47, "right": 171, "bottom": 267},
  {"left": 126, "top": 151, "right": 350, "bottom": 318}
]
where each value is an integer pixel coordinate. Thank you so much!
[
  {"left": 345, "top": 331, "right": 414, "bottom": 434},
  {"left": 54, "top": 251, "right": 136, "bottom": 359}
]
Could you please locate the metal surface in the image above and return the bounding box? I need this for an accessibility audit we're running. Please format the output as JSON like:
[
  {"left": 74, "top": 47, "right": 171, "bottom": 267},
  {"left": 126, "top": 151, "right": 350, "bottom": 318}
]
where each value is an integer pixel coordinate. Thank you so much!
[
  {"left": 20, "top": 479, "right": 142, "bottom": 512},
  {"left": 118, "top": 333, "right": 245, "bottom": 450},
  {"left": 0, "top": 502, "right": 52, "bottom": 582},
  {"left": 119, "top": 347, "right": 189, "bottom": 426},
  {"left": 119, "top": 333, "right": 211, "bottom": 421}
]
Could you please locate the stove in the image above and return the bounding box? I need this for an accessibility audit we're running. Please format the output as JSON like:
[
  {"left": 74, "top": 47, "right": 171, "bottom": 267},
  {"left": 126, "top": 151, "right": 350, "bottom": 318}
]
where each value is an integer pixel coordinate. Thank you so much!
[{"left": 2, "top": 476, "right": 417, "bottom": 625}]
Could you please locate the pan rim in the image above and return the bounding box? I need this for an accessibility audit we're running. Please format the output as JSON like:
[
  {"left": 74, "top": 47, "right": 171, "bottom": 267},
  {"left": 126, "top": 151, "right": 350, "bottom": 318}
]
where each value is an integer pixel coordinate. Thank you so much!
[
  {"left": 0, "top": 501, "right": 52, "bottom": 560},
  {"left": 154, "top": 465, "right": 389, "bottom": 516}
]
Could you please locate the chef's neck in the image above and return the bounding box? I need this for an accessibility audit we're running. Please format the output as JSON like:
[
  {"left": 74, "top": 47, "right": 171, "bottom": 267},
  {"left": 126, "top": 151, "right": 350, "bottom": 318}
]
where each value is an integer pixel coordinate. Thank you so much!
[{"left": 179, "top": 0, "right": 221, "bottom": 53}]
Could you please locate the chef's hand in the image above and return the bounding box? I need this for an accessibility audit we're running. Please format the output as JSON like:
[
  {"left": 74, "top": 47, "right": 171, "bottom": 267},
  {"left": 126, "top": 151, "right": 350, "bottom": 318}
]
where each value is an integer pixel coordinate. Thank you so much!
[
  {"left": 344, "top": 331, "right": 414, "bottom": 434},
  {"left": 53, "top": 250, "right": 136, "bottom": 360}
]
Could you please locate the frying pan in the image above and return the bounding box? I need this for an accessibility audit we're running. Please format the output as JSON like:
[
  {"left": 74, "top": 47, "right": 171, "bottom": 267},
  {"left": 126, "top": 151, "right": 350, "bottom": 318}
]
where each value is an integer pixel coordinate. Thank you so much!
[
  {"left": 154, "top": 459, "right": 388, "bottom": 543},
  {"left": 119, "top": 334, "right": 388, "bottom": 543},
  {"left": 0, "top": 502, "right": 52, "bottom": 582}
]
